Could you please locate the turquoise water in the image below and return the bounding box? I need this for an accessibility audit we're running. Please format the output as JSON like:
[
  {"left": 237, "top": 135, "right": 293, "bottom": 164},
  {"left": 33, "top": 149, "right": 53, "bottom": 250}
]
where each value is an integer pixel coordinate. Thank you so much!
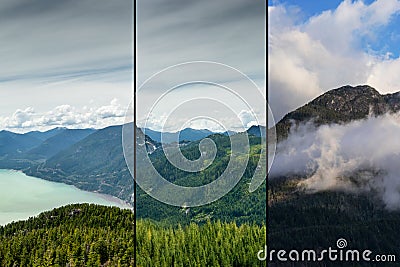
[{"left": 0, "top": 169, "right": 131, "bottom": 225}]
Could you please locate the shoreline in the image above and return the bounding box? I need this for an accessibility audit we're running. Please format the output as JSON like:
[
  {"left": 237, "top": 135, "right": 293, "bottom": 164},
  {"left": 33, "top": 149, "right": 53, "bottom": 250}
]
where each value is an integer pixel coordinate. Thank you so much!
[
  {"left": 94, "top": 192, "right": 133, "bottom": 210},
  {"left": 0, "top": 169, "right": 133, "bottom": 212}
]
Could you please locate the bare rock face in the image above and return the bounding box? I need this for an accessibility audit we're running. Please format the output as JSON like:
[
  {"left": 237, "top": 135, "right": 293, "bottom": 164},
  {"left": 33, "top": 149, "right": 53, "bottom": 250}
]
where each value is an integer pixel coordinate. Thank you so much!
[
  {"left": 275, "top": 85, "right": 400, "bottom": 140},
  {"left": 384, "top": 91, "right": 400, "bottom": 111}
]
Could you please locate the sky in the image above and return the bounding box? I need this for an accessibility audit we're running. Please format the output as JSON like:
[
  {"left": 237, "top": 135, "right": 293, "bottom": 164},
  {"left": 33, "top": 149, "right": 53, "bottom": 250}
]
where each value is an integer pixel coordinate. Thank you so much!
[
  {"left": 0, "top": 0, "right": 132, "bottom": 132},
  {"left": 0, "top": 0, "right": 266, "bottom": 133},
  {"left": 136, "top": 0, "right": 266, "bottom": 132},
  {"left": 269, "top": 0, "right": 400, "bottom": 122}
]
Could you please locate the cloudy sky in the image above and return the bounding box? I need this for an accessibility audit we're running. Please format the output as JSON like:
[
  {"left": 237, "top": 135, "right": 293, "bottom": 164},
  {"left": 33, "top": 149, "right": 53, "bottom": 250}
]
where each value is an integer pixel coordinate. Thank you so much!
[
  {"left": 136, "top": 0, "right": 266, "bottom": 132},
  {"left": 0, "top": 0, "right": 132, "bottom": 132},
  {"left": 269, "top": 0, "right": 400, "bottom": 121},
  {"left": 0, "top": 0, "right": 266, "bottom": 133}
]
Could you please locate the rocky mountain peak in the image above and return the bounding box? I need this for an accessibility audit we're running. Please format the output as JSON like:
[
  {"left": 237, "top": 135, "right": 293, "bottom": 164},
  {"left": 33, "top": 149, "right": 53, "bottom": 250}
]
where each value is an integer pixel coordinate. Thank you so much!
[{"left": 275, "top": 85, "right": 400, "bottom": 140}]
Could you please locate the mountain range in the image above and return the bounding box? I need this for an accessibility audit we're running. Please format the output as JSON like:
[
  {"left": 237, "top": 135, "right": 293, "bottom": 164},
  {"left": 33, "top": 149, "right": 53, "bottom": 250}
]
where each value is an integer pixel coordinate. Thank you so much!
[
  {"left": 0, "top": 125, "right": 263, "bottom": 206},
  {"left": 143, "top": 128, "right": 215, "bottom": 143},
  {"left": 0, "top": 127, "right": 246, "bottom": 161},
  {"left": 3, "top": 84, "right": 400, "bottom": 233},
  {"left": 2, "top": 84, "right": 400, "bottom": 264}
]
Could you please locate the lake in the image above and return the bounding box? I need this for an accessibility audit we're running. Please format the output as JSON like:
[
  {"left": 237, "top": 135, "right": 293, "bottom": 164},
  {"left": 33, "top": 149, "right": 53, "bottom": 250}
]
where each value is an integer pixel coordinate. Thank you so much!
[{"left": 0, "top": 169, "right": 132, "bottom": 226}]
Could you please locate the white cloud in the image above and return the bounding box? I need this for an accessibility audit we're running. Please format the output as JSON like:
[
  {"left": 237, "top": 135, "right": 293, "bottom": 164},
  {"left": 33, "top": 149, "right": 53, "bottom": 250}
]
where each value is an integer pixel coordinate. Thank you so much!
[
  {"left": 269, "top": 0, "right": 400, "bottom": 122},
  {"left": 3, "top": 107, "right": 35, "bottom": 128},
  {"left": 96, "top": 98, "right": 125, "bottom": 119},
  {"left": 367, "top": 57, "right": 400, "bottom": 92},
  {"left": 0, "top": 99, "right": 126, "bottom": 132},
  {"left": 304, "top": 0, "right": 400, "bottom": 55},
  {"left": 238, "top": 110, "right": 258, "bottom": 129}
]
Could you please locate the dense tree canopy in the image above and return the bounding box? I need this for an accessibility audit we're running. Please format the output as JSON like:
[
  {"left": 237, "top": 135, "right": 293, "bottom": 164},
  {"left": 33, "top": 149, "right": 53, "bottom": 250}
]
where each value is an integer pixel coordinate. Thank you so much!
[{"left": 0, "top": 204, "right": 266, "bottom": 266}]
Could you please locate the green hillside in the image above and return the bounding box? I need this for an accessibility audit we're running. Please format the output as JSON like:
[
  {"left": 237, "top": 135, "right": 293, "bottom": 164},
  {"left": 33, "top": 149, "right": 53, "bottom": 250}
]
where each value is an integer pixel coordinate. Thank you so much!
[{"left": 137, "top": 133, "right": 266, "bottom": 225}]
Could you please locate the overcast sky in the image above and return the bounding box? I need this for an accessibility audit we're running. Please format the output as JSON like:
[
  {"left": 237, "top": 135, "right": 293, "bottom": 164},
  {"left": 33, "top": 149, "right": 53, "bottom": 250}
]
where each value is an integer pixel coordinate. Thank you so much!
[
  {"left": 269, "top": 0, "right": 400, "bottom": 121},
  {"left": 0, "top": 0, "right": 266, "bottom": 133},
  {"left": 136, "top": 0, "right": 266, "bottom": 132}
]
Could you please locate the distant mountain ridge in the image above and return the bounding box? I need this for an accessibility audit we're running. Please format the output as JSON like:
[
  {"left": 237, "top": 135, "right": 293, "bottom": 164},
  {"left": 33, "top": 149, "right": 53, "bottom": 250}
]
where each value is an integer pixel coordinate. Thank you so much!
[
  {"left": 2, "top": 84, "right": 394, "bottom": 187},
  {"left": 142, "top": 128, "right": 242, "bottom": 143},
  {"left": 0, "top": 130, "right": 42, "bottom": 157},
  {"left": 25, "top": 128, "right": 95, "bottom": 160},
  {"left": 7, "top": 85, "right": 394, "bottom": 215},
  {"left": 143, "top": 128, "right": 215, "bottom": 143},
  {"left": 24, "top": 127, "right": 66, "bottom": 141},
  {"left": 0, "top": 128, "right": 95, "bottom": 168}
]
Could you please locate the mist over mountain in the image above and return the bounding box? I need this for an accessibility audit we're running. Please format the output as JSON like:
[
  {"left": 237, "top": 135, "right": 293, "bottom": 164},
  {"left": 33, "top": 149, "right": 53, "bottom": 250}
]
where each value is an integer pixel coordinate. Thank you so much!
[{"left": 271, "top": 84, "right": 400, "bottom": 205}]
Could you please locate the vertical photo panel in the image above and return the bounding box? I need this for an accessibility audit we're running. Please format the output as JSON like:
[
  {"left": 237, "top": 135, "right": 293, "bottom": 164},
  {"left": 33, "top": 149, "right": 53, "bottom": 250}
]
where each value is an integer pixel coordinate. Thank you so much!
[
  {"left": 131, "top": 0, "right": 267, "bottom": 266},
  {"left": 269, "top": 0, "right": 400, "bottom": 265},
  {"left": 0, "top": 1, "right": 134, "bottom": 266}
]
